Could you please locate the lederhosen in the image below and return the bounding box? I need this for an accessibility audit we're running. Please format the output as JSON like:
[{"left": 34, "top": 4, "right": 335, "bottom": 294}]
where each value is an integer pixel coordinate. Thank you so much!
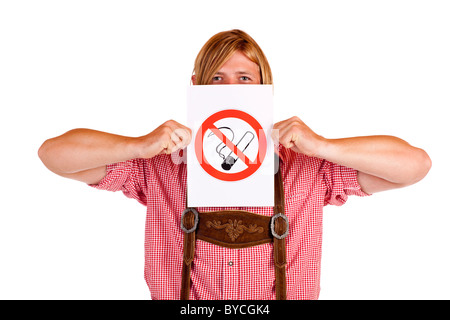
[{"left": 180, "top": 168, "right": 288, "bottom": 300}]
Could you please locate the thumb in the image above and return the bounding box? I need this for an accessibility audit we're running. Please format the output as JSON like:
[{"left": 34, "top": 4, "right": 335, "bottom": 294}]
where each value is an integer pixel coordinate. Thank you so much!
[{"left": 271, "top": 128, "right": 280, "bottom": 145}]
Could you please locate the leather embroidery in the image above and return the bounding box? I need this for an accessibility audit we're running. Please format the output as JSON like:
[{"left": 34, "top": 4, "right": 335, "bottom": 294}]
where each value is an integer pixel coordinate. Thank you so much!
[{"left": 206, "top": 219, "right": 264, "bottom": 242}]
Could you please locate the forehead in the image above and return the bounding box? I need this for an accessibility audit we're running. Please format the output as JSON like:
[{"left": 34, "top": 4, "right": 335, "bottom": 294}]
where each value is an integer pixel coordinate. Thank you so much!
[{"left": 217, "top": 51, "right": 260, "bottom": 73}]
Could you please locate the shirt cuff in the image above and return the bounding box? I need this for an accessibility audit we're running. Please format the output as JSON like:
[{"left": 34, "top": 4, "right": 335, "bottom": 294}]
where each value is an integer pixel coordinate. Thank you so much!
[{"left": 89, "top": 161, "right": 132, "bottom": 192}]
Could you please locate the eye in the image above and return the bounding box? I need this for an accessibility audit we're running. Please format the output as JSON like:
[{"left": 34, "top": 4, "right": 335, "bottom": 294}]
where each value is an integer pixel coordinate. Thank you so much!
[
  {"left": 240, "top": 76, "right": 251, "bottom": 81},
  {"left": 212, "top": 76, "right": 222, "bottom": 81}
]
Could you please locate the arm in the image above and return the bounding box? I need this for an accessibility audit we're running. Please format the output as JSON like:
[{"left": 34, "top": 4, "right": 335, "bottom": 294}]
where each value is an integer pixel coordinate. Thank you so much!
[
  {"left": 38, "top": 120, "right": 191, "bottom": 185},
  {"left": 273, "top": 116, "right": 432, "bottom": 194}
]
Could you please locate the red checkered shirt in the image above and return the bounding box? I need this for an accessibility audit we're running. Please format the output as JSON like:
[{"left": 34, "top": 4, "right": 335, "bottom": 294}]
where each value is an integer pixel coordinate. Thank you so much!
[{"left": 91, "top": 146, "right": 369, "bottom": 300}]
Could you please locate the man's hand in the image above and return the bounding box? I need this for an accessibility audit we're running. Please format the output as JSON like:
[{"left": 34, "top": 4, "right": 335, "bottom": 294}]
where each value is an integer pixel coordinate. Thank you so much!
[
  {"left": 136, "top": 120, "right": 192, "bottom": 158},
  {"left": 272, "top": 116, "right": 325, "bottom": 157}
]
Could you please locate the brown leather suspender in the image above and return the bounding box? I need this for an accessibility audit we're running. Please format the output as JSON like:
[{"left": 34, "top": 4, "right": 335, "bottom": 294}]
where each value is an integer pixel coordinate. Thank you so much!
[
  {"left": 180, "top": 170, "right": 288, "bottom": 300},
  {"left": 273, "top": 169, "right": 288, "bottom": 300}
]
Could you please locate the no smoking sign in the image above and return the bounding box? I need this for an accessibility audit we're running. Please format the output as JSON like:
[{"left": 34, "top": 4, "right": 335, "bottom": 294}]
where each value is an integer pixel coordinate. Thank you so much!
[
  {"left": 187, "top": 85, "right": 274, "bottom": 207},
  {"left": 195, "top": 109, "right": 267, "bottom": 182}
]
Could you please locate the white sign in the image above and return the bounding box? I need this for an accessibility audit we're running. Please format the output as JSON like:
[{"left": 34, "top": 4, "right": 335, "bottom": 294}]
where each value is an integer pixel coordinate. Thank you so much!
[{"left": 187, "top": 85, "right": 274, "bottom": 207}]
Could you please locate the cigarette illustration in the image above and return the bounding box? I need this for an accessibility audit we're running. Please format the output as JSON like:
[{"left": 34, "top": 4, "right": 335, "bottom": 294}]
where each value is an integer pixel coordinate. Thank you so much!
[{"left": 208, "top": 127, "right": 255, "bottom": 171}]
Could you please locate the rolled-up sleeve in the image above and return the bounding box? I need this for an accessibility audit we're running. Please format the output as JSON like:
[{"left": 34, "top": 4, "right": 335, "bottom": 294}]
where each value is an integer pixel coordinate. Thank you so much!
[
  {"left": 321, "top": 161, "right": 370, "bottom": 206},
  {"left": 89, "top": 159, "right": 148, "bottom": 206}
]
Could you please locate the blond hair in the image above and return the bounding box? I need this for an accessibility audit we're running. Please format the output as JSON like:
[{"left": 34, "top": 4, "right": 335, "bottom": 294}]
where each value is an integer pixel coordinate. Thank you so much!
[{"left": 193, "top": 29, "right": 273, "bottom": 85}]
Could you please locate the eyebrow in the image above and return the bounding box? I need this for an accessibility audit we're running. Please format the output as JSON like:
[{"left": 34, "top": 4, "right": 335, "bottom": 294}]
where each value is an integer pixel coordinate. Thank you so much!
[{"left": 214, "top": 71, "right": 256, "bottom": 76}]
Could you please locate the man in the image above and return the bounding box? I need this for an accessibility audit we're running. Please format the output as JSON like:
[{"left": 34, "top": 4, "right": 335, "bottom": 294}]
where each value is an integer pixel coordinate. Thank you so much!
[{"left": 38, "top": 29, "right": 431, "bottom": 299}]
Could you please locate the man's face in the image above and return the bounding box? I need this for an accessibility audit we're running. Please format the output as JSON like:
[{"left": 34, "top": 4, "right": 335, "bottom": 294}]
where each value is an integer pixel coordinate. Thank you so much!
[{"left": 210, "top": 51, "right": 261, "bottom": 85}]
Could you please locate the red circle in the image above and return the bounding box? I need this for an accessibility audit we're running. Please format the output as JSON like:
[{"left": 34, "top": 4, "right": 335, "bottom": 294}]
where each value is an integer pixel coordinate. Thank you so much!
[{"left": 195, "top": 109, "right": 267, "bottom": 181}]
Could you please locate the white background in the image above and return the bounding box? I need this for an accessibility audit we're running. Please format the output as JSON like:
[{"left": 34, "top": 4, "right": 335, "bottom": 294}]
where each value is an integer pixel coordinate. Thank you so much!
[{"left": 1, "top": 0, "right": 449, "bottom": 299}]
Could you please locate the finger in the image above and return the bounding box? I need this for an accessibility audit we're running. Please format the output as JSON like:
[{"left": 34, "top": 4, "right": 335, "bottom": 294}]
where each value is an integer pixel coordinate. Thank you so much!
[
  {"left": 272, "top": 119, "right": 293, "bottom": 144},
  {"left": 271, "top": 128, "right": 280, "bottom": 144},
  {"left": 165, "top": 120, "right": 192, "bottom": 134},
  {"left": 279, "top": 133, "right": 295, "bottom": 149},
  {"left": 273, "top": 116, "right": 300, "bottom": 128},
  {"left": 277, "top": 124, "right": 298, "bottom": 149},
  {"left": 159, "top": 139, "right": 177, "bottom": 155},
  {"left": 171, "top": 130, "right": 182, "bottom": 146},
  {"left": 172, "top": 128, "right": 192, "bottom": 148},
  {"left": 272, "top": 119, "right": 294, "bottom": 138}
]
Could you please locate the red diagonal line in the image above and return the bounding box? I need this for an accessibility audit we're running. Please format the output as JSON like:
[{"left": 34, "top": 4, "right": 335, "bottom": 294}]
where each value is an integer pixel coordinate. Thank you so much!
[{"left": 209, "top": 124, "right": 254, "bottom": 166}]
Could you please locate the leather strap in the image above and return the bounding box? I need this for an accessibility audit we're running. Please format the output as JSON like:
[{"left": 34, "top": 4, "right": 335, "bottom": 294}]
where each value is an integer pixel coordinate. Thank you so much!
[
  {"left": 273, "top": 167, "right": 287, "bottom": 300},
  {"left": 274, "top": 220, "right": 287, "bottom": 300},
  {"left": 180, "top": 208, "right": 197, "bottom": 300},
  {"left": 180, "top": 168, "right": 287, "bottom": 300}
]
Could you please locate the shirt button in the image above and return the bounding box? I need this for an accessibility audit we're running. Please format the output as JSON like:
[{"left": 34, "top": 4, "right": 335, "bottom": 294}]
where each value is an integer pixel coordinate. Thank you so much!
[{"left": 228, "top": 261, "right": 234, "bottom": 267}]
